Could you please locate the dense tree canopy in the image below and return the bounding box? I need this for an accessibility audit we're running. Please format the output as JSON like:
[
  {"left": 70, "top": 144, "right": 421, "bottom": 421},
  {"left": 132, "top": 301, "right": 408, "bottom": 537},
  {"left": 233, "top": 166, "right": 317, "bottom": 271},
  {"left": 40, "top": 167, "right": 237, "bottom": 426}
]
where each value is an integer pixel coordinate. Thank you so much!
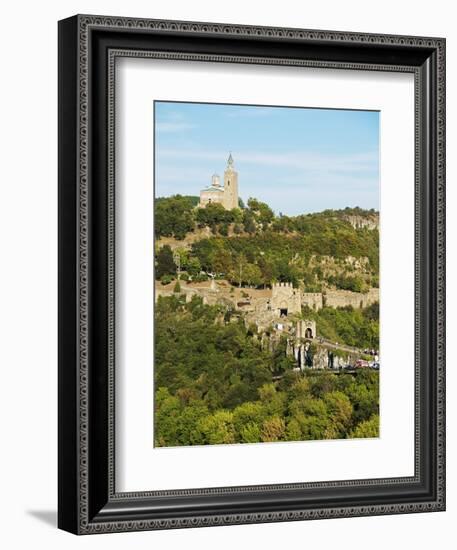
[
  {"left": 155, "top": 245, "right": 176, "bottom": 279},
  {"left": 186, "top": 228, "right": 378, "bottom": 289},
  {"left": 153, "top": 197, "right": 380, "bottom": 447},
  {"left": 154, "top": 195, "right": 379, "bottom": 291},
  {"left": 155, "top": 195, "right": 196, "bottom": 240},
  {"left": 154, "top": 296, "right": 379, "bottom": 447},
  {"left": 301, "top": 304, "right": 380, "bottom": 350}
]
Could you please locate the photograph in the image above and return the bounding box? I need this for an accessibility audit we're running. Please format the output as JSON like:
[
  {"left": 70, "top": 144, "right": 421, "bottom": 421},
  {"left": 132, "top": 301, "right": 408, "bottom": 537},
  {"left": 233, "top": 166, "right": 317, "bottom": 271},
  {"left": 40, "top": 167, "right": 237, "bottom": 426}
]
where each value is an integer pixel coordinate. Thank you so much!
[
  {"left": 153, "top": 101, "right": 381, "bottom": 447},
  {"left": 54, "top": 9, "right": 445, "bottom": 537}
]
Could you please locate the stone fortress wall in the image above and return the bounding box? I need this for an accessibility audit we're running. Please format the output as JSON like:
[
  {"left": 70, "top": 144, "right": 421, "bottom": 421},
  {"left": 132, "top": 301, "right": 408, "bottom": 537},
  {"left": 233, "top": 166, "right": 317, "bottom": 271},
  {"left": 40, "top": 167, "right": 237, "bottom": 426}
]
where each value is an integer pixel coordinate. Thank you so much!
[
  {"left": 295, "top": 319, "right": 316, "bottom": 339},
  {"left": 325, "top": 287, "right": 379, "bottom": 309},
  {"left": 301, "top": 292, "right": 324, "bottom": 310},
  {"left": 156, "top": 281, "right": 377, "bottom": 369},
  {"left": 301, "top": 288, "right": 379, "bottom": 310},
  {"left": 156, "top": 283, "right": 379, "bottom": 313},
  {"left": 270, "top": 282, "right": 301, "bottom": 315}
]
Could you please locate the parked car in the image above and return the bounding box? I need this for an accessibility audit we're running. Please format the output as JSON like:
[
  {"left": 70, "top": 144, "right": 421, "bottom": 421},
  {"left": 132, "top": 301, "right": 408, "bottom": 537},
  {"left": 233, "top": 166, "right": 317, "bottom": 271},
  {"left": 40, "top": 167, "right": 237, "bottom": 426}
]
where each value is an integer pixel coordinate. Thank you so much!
[{"left": 355, "top": 359, "right": 370, "bottom": 368}]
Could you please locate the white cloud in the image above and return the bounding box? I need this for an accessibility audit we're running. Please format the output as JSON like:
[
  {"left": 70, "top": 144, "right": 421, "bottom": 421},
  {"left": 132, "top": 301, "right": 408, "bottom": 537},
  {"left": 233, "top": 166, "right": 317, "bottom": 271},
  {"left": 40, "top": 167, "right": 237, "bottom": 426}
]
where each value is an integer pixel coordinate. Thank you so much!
[
  {"left": 155, "top": 147, "right": 379, "bottom": 213},
  {"left": 156, "top": 122, "right": 196, "bottom": 133},
  {"left": 156, "top": 165, "right": 208, "bottom": 184},
  {"left": 157, "top": 148, "right": 379, "bottom": 176},
  {"left": 155, "top": 110, "right": 197, "bottom": 133}
]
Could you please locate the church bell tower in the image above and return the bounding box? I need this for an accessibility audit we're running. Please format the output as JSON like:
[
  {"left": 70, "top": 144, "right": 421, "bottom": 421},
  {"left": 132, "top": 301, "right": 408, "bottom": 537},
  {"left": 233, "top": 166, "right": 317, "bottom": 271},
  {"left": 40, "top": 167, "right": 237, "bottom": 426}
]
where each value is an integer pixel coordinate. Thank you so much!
[{"left": 223, "top": 153, "right": 239, "bottom": 210}]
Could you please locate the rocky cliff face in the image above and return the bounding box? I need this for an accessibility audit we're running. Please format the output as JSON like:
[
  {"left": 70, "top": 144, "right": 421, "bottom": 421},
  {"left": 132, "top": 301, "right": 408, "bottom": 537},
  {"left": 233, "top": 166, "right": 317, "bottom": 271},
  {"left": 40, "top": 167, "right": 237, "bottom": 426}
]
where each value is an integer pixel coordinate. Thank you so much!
[
  {"left": 343, "top": 213, "right": 379, "bottom": 230},
  {"left": 309, "top": 254, "right": 372, "bottom": 276}
]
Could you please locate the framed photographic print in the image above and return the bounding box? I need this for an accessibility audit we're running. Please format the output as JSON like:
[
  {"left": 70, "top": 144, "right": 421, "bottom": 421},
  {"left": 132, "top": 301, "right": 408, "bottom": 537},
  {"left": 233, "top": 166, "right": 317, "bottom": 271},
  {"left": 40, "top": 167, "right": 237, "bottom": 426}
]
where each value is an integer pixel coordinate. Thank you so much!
[{"left": 58, "top": 14, "right": 446, "bottom": 534}]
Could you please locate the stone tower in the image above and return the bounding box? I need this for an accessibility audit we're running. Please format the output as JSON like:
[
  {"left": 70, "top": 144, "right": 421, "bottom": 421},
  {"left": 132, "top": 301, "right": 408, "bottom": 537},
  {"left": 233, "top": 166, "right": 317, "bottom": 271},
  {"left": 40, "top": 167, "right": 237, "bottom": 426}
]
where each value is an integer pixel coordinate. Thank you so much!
[
  {"left": 271, "top": 282, "right": 302, "bottom": 316},
  {"left": 223, "top": 153, "right": 239, "bottom": 210}
]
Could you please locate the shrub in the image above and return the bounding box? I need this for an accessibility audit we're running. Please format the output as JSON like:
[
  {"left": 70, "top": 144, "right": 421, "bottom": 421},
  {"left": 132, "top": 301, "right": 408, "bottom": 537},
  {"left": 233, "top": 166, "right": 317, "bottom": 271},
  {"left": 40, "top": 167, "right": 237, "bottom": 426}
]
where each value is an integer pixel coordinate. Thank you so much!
[
  {"left": 160, "top": 274, "right": 174, "bottom": 285},
  {"left": 193, "top": 273, "right": 209, "bottom": 283},
  {"left": 349, "top": 414, "right": 379, "bottom": 438},
  {"left": 173, "top": 281, "right": 181, "bottom": 293}
]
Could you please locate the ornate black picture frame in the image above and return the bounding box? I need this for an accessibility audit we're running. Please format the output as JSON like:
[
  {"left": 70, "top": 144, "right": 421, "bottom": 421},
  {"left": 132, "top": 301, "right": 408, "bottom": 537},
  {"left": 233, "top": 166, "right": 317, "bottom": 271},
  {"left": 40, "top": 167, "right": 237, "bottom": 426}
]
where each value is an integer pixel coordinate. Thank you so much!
[{"left": 58, "top": 14, "right": 445, "bottom": 534}]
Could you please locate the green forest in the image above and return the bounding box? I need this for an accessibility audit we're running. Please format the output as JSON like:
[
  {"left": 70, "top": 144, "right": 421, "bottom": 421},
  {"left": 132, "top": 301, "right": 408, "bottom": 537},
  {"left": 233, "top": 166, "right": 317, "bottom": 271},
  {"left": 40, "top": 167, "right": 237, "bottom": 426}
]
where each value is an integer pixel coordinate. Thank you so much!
[
  {"left": 154, "top": 295, "right": 379, "bottom": 447},
  {"left": 154, "top": 195, "right": 380, "bottom": 447},
  {"left": 302, "top": 302, "right": 379, "bottom": 350},
  {"left": 155, "top": 195, "right": 379, "bottom": 291}
]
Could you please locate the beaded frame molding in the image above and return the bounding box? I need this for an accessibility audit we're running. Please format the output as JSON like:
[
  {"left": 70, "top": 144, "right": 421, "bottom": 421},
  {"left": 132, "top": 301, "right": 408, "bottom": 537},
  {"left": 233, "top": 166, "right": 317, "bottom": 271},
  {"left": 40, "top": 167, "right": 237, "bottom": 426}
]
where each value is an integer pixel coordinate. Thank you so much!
[{"left": 58, "top": 14, "right": 445, "bottom": 534}]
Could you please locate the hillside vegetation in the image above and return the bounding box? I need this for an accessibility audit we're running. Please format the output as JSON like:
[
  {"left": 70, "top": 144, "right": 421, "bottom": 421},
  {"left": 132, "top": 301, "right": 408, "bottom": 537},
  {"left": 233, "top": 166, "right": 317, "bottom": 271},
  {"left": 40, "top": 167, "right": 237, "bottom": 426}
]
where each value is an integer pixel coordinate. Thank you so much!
[
  {"left": 154, "top": 295, "right": 379, "bottom": 447},
  {"left": 155, "top": 195, "right": 379, "bottom": 292},
  {"left": 154, "top": 196, "right": 380, "bottom": 447},
  {"left": 301, "top": 302, "right": 379, "bottom": 349}
]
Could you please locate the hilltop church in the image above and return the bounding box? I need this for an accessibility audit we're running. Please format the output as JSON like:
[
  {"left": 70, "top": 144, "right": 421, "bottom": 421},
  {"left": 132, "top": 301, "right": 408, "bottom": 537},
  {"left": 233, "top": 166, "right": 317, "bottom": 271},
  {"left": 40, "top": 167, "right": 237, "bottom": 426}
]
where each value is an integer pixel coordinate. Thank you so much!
[{"left": 199, "top": 153, "right": 239, "bottom": 210}]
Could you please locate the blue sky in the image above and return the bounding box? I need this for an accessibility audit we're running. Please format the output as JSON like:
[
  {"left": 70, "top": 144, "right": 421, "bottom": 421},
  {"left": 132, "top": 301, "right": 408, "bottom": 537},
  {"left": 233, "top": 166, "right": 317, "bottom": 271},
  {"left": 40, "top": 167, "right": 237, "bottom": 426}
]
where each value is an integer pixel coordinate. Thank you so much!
[{"left": 154, "top": 101, "right": 379, "bottom": 216}]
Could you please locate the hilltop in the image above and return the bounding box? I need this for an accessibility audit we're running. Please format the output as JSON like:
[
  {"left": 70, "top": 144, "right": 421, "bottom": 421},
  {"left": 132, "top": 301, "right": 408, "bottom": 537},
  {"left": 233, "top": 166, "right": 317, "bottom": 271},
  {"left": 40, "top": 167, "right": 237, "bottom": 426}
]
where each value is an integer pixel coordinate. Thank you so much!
[
  {"left": 155, "top": 195, "right": 379, "bottom": 293},
  {"left": 153, "top": 195, "right": 380, "bottom": 447}
]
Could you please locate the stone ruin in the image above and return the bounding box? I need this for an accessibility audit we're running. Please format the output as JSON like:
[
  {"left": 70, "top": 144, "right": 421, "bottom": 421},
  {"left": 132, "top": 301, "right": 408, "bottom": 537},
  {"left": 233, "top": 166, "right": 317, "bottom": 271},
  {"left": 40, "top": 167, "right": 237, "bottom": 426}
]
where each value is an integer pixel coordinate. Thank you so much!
[{"left": 270, "top": 282, "right": 301, "bottom": 316}]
